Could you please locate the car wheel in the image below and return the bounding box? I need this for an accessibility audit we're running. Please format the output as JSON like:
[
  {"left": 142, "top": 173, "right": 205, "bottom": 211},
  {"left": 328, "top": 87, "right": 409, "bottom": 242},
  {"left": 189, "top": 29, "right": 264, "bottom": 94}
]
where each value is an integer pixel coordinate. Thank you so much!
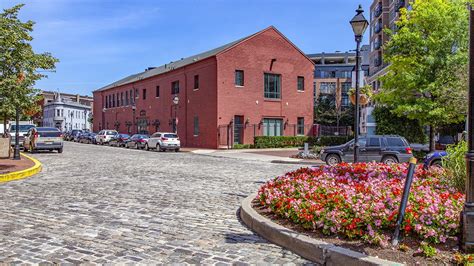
[
  {"left": 29, "top": 144, "right": 34, "bottom": 153},
  {"left": 431, "top": 159, "right": 442, "bottom": 167},
  {"left": 175, "top": 148, "right": 180, "bottom": 152},
  {"left": 58, "top": 147, "right": 63, "bottom": 153},
  {"left": 382, "top": 155, "right": 398, "bottom": 164},
  {"left": 325, "top": 154, "right": 341, "bottom": 166},
  {"left": 145, "top": 143, "right": 149, "bottom": 151},
  {"left": 157, "top": 144, "right": 163, "bottom": 152},
  {"left": 135, "top": 143, "right": 139, "bottom": 149}
]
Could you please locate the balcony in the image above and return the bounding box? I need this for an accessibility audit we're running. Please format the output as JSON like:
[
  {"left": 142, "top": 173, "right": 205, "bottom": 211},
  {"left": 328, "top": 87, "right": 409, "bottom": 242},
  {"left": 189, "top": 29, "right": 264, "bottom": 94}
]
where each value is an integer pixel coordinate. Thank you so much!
[
  {"left": 374, "top": 40, "right": 381, "bottom": 50},
  {"left": 374, "top": 57, "right": 382, "bottom": 67},
  {"left": 53, "top": 116, "right": 65, "bottom": 121},
  {"left": 375, "top": 22, "right": 383, "bottom": 34},
  {"left": 374, "top": 3, "right": 382, "bottom": 18}
]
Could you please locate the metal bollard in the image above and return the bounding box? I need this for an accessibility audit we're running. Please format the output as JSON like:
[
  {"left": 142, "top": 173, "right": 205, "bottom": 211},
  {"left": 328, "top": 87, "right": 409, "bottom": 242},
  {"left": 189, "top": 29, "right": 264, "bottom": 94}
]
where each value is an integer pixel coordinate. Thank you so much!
[
  {"left": 304, "top": 143, "right": 309, "bottom": 155},
  {"left": 392, "top": 157, "right": 417, "bottom": 246}
]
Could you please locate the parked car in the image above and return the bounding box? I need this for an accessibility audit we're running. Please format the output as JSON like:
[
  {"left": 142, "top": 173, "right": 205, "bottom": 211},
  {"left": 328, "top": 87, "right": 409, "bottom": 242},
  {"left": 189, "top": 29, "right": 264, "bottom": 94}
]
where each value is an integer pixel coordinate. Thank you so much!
[
  {"left": 423, "top": 150, "right": 447, "bottom": 168},
  {"left": 320, "top": 135, "right": 413, "bottom": 166},
  {"left": 23, "top": 127, "right": 63, "bottom": 153},
  {"left": 78, "top": 132, "right": 97, "bottom": 144},
  {"left": 73, "top": 131, "right": 84, "bottom": 142},
  {"left": 109, "top": 134, "right": 131, "bottom": 147},
  {"left": 95, "top": 130, "right": 118, "bottom": 145},
  {"left": 67, "top": 129, "right": 83, "bottom": 141},
  {"left": 9, "top": 123, "right": 35, "bottom": 146},
  {"left": 147, "top": 132, "right": 180, "bottom": 152},
  {"left": 125, "top": 134, "right": 150, "bottom": 149}
]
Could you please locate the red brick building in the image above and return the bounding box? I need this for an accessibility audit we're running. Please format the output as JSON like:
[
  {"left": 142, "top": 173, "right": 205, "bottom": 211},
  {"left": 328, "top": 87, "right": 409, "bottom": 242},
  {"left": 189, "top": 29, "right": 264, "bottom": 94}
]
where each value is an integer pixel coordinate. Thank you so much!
[{"left": 93, "top": 26, "right": 314, "bottom": 148}]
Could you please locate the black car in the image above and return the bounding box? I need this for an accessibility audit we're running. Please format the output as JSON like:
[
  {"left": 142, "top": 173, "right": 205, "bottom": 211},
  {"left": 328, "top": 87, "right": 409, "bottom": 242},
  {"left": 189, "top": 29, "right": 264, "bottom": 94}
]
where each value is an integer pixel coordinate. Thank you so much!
[
  {"left": 320, "top": 135, "right": 413, "bottom": 166},
  {"left": 109, "top": 134, "right": 131, "bottom": 147},
  {"left": 67, "top": 129, "right": 82, "bottom": 141}
]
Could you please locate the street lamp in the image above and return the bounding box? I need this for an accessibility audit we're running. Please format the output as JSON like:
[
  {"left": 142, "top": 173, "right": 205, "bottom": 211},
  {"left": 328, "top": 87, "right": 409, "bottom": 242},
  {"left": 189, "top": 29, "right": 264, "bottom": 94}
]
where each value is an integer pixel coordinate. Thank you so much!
[
  {"left": 349, "top": 4, "right": 368, "bottom": 163},
  {"left": 102, "top": 107, "right": 106, "bottom": 130},
  {"left": 462, "top": 7, "right": 474, "bottom": 253},
  {"left": 172, "top": 95, "right": 179, "bottom": 133}
]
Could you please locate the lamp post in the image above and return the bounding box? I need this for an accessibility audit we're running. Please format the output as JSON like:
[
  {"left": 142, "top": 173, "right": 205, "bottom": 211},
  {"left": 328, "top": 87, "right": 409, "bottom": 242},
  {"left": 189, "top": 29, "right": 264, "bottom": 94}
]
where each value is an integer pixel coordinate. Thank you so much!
[
  {"left": 349, "top": 4, "right": 369, "bottom": 163},
  {"left": 102, "top": 107, "right": 106, "bottom": 131},
  {"left": 172, "top": 95, "right": 179, "bottom": 134},
  {"left": 462, "top": 7, "right": 474, "bottom": 253}
]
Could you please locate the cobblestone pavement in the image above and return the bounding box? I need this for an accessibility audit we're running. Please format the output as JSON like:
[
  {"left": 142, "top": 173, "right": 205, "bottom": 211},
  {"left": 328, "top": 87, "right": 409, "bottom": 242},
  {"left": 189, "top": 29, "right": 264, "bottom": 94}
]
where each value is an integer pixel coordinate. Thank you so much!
[{"left": 0, "top": 142, "right": 312, "bottom": 264}]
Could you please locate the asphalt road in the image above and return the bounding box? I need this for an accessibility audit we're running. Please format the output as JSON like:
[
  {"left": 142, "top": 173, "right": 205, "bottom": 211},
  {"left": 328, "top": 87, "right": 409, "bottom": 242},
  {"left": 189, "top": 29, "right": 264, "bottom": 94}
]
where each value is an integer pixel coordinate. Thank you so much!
[{"left": 0, "top": 142, "right": 311, "bottom": 264}]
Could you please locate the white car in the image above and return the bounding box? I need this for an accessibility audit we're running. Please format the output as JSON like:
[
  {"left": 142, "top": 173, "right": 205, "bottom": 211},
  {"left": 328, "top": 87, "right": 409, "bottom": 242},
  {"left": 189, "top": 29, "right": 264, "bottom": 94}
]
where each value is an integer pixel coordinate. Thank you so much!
[
  {"left": 147, "top": 132, "right": 180, "bottom": 152},
  {"left": 95, "top": 130, "right": 118, "bottom": 145}
]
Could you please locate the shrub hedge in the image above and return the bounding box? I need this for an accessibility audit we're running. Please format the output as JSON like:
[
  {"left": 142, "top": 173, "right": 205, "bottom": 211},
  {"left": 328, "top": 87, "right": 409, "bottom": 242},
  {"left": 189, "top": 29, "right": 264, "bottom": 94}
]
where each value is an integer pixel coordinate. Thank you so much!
[{"left": 254, "top": 136, "right": 312, "bottom": 148}]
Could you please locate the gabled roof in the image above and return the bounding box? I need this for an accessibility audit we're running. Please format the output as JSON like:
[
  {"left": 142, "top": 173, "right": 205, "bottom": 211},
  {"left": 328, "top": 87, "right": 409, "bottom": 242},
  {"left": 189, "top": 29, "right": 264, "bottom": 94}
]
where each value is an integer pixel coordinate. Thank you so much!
[
  {"left": 95, "top": 31, "right": 255, "bottom": 92},
  {"left": 95, "top": 26, "right": 313, "bottom": 92}
]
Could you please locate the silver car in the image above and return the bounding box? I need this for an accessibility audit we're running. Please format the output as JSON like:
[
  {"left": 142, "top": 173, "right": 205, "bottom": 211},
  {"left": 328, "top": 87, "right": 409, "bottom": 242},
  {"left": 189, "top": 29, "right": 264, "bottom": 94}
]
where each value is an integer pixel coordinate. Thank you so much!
[
  {"left": 147, "top": 132, "right": 180, "bottom": 152},
  {"left": 23, "top": 127, "right": 64, "bottom": 153},
  {"left": 95, "top": 130, "right": 118, "bottom": 145}
]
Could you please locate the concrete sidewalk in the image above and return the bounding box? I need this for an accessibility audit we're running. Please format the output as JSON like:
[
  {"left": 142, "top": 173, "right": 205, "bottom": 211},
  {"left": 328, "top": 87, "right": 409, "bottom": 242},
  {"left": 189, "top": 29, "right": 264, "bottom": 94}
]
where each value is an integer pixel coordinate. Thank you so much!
[{"left": 191, "top": 148, "right": 323, "bottom": 165}]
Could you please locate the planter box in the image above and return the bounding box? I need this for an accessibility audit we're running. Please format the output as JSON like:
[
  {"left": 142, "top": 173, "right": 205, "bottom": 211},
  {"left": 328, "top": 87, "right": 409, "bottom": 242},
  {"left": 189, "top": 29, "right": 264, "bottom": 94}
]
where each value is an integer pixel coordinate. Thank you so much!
[{"left": 0, "top": 137, "right": 11, "bottom": 159}]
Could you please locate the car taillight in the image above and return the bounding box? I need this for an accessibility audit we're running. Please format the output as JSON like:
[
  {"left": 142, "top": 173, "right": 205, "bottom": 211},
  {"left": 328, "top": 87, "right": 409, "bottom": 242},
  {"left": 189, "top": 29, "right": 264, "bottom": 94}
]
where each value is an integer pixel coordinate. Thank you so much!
[
  {"left": 139, "top": 139, "right": 146, "bottom": 143},
  {"left": 59, "top": 134, "right": 63, "bottom": 138},
  {"left": 161, "top": 137, "right": 168, "bottom": 141},
  {"left": 34, "top": 133, "right": 39, "bottom": 139},
  {"left": 405, "top": 147, "right": 412, "bottom": 154}
]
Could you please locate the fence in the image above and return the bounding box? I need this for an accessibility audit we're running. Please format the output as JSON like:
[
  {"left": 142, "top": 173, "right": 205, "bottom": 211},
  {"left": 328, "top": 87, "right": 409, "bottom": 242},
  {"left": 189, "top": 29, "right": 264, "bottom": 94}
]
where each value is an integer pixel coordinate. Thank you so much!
[
  {"left": 217, "top": 123, "right": 316, "bottom": 148},
  {"left": 314, "top": 124, "right": 352, "bottom": 137}
]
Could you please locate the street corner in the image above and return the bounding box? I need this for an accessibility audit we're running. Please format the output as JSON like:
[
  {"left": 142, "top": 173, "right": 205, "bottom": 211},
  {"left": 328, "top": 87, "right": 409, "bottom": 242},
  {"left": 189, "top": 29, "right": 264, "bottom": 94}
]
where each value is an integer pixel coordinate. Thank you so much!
[{"left": 0, "top": 153, "right": 42, "bottom": 183}]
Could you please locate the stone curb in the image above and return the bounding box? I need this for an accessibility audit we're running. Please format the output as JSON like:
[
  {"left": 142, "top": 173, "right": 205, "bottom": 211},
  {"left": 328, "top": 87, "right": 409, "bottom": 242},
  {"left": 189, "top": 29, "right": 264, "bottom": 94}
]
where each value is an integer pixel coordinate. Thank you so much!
[
  {"left": 0, "top": 153, "right": 42, "bottom": 183},
  {"left": 240, "top": 193, "right": 403, "bottom": 266},
  {"left": 270, "top": 160, "right": 324, "bottom": 166}
]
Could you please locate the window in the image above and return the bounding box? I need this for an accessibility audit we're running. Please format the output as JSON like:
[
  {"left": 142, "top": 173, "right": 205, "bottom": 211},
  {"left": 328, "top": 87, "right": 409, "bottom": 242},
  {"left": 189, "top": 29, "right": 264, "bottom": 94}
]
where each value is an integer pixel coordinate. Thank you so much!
[
  {"left": 297, "top": 76, "right": 304, "bottom": 91},
  {"left": 319, "top": 82, "right": 336, "bottom": 94},
  {"left": 105, "top": 96, "right": 108, "bottom": 108},
  {"left": 57, "top": 109, "right": 60, "bottom": 116},
  {"left": 156, "top": 86, "right": 160, "bottom": 97},
  {"left": 297, "top": 117, "right": 305, "bottom": 135},
  {"left": 143, "top": 88, "right": 147, "bottom": 100},
  {"left": 193, "top": 116, "right": 199, "bottom": 136},
  {"left": 341, "top": 82, "right": 351, "bottom": 107},
  {"left": 263, "top": 118, "right": 283, "bottom": 136},
  {"left": 171, "top": 81, "right": 179, "bottom": 94},
  {"left": 112, "top": 94, "right": 115, "bottom": 107},
  {"left": 386, "top": 137, "right": 406, "bottom": 147},
  {"left": 130, "top": 89, "right": 133, "bottom": 104},
  {"left": 117, "top": 93, "right": 120, "bottom": 106},
  {"left": 125, "top": 91, "right": 129, "bottom": 105},
  {"left": 235, "top": 70, "right": 244, "bottom": 86},
  {"left": 367, "top": 137, "right": 381, "bottom": 147},
  {"left": 264, "top": 73, "right": 281, "bottom": 99},
  {"left": 194, "top": 75, "right": 199, "bottom": 90},
  {"left": 121, "top": 92, "right": 124, "bottom": 106}
]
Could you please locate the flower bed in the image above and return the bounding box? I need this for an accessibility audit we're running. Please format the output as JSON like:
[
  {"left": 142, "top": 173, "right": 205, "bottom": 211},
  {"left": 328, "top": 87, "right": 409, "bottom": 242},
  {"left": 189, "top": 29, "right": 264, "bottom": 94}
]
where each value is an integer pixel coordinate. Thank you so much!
[{"left": 257, "top": 163, "right": 465, "bottom": 248}]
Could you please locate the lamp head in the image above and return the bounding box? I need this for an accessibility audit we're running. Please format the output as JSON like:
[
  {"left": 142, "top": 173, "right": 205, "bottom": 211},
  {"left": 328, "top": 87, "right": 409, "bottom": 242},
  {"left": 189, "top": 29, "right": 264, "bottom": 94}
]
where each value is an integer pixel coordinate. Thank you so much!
[{"left": 350, "top": 5, "right": 369, "bottom": 37}]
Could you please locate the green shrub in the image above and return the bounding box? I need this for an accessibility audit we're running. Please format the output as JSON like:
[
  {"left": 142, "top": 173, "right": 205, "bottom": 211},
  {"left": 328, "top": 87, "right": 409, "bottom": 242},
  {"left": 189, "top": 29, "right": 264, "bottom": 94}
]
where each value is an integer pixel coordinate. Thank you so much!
[
  {"left": 254, "top": 136, "right": 312, "bottom": 148},
  {"left": 232, "top": 144, "right": 254, "bottom": 149},
  {"left": 442, "top": 140, "right": 467, "bottom": 192},
  {"left": 316, "top": 135, "right": 351, "bottom": 146}
]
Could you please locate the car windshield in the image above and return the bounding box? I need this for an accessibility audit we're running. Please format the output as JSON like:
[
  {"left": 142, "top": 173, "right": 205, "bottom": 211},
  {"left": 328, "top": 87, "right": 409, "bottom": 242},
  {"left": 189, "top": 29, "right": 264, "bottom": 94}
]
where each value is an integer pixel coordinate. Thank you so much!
[
  {"left": 106, "top": 131, "right": 117, "bottom": 135},
  {"left": 139, "top": 135, "right": 149, "bottom": 139},
  {"left": 10, "top": 125, "right": 35, "bottom": 131},
  {"left": 120, "top": 134, "right": 130, "bottom": 138},
  {"left": 164, "top": 134, "right": 178, "bottom": 138}
]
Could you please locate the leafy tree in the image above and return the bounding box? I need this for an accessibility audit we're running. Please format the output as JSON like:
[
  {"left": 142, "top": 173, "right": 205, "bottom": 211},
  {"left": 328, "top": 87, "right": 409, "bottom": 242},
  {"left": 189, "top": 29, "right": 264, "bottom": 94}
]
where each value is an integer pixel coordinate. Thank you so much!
[
  {"left": 372, "top": 106, "right": 427, "bottom": 143},
  {"left": 315, "top": 97, "right": 354, "bottom": 127},
  {"left": 375, "top": 0, "right": 470, "bottom": 151},
  {"left": 0, "top": 4, "right": 58, "bottom": 131}
]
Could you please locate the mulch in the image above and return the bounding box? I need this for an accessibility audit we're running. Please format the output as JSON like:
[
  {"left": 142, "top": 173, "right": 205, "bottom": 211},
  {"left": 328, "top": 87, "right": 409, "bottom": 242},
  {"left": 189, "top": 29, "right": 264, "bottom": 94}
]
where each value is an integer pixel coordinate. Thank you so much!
[
  {"left": 252, "top": 199, "right": 461, "bottom": 265},
  {"left": 0, "top": 155, "right": 35, "bottom": 175}
]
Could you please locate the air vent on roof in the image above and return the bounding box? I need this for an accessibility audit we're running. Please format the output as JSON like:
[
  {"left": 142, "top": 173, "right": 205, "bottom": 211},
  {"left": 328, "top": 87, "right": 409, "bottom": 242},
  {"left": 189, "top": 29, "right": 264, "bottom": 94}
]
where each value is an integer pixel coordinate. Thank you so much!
[{"left": 145, "top": 67, "right": 156, "bottom": 71}]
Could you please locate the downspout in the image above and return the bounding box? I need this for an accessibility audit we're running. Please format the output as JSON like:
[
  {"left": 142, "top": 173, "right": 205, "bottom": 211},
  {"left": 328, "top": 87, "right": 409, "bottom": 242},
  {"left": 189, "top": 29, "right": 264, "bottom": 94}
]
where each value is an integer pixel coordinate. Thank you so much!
[{"left": 184, "top": 67, "right": 188, "bottom": 147}]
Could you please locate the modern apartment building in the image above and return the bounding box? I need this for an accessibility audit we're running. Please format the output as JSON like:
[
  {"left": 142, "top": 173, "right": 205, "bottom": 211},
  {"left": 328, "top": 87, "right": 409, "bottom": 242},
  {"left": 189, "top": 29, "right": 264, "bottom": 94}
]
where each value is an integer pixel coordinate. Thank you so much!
[
  {"left": 368, "top": 0, "right": 411, "bottom": 89},
  {"left": 308, "top": 47, "right": 370, "bottom": 107},
  {"left": 93, "top": 26, "right": 314, "bottom": 148}
]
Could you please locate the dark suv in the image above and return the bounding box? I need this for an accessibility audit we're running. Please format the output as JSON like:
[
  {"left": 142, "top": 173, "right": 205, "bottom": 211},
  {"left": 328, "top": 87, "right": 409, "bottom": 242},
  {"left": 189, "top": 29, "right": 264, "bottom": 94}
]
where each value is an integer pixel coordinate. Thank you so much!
[{"left": 320, "top": 135, "right": 413, "bottom": 166}]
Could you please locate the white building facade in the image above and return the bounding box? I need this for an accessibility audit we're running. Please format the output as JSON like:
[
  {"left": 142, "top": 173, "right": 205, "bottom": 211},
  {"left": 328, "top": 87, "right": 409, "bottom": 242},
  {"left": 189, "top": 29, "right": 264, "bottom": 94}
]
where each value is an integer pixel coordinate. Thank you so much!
[{"left": 43, "top": 94, "right": 92, "bottom": 132}]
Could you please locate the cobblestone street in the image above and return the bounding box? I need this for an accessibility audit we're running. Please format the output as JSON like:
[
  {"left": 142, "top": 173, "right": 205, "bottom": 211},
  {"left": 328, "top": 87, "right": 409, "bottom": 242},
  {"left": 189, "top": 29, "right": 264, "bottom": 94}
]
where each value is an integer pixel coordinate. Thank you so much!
[{"left": 0, "top": 142, "right": 310, "bottom": 264}]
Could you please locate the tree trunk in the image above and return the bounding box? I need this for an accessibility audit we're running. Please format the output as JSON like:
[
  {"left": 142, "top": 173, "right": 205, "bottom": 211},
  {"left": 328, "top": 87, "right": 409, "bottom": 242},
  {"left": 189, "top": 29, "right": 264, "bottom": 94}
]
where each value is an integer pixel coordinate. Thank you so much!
[
  {"left": 2, "top": 114, "right": 6, "bottom": 138},
  {"left": 429, "top": 125, "right": 436, "bottom": 152}
]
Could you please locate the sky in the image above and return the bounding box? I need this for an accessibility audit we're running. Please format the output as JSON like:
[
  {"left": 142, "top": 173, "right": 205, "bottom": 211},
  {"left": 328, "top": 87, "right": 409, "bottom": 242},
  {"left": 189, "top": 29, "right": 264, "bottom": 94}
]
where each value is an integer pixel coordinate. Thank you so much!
[{"left": 2, "top": 0, "right": 372, "bottom": 96}]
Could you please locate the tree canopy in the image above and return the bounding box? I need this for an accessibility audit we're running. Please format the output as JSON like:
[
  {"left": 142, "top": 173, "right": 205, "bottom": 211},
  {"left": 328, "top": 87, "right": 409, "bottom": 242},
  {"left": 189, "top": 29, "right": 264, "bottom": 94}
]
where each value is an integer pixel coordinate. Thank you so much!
[
  {"left": 0, "top": 4, "right": 58, "bottom": 121},
  {"left": 375, "top": 0, "right": 471, "bottom": 128}
]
